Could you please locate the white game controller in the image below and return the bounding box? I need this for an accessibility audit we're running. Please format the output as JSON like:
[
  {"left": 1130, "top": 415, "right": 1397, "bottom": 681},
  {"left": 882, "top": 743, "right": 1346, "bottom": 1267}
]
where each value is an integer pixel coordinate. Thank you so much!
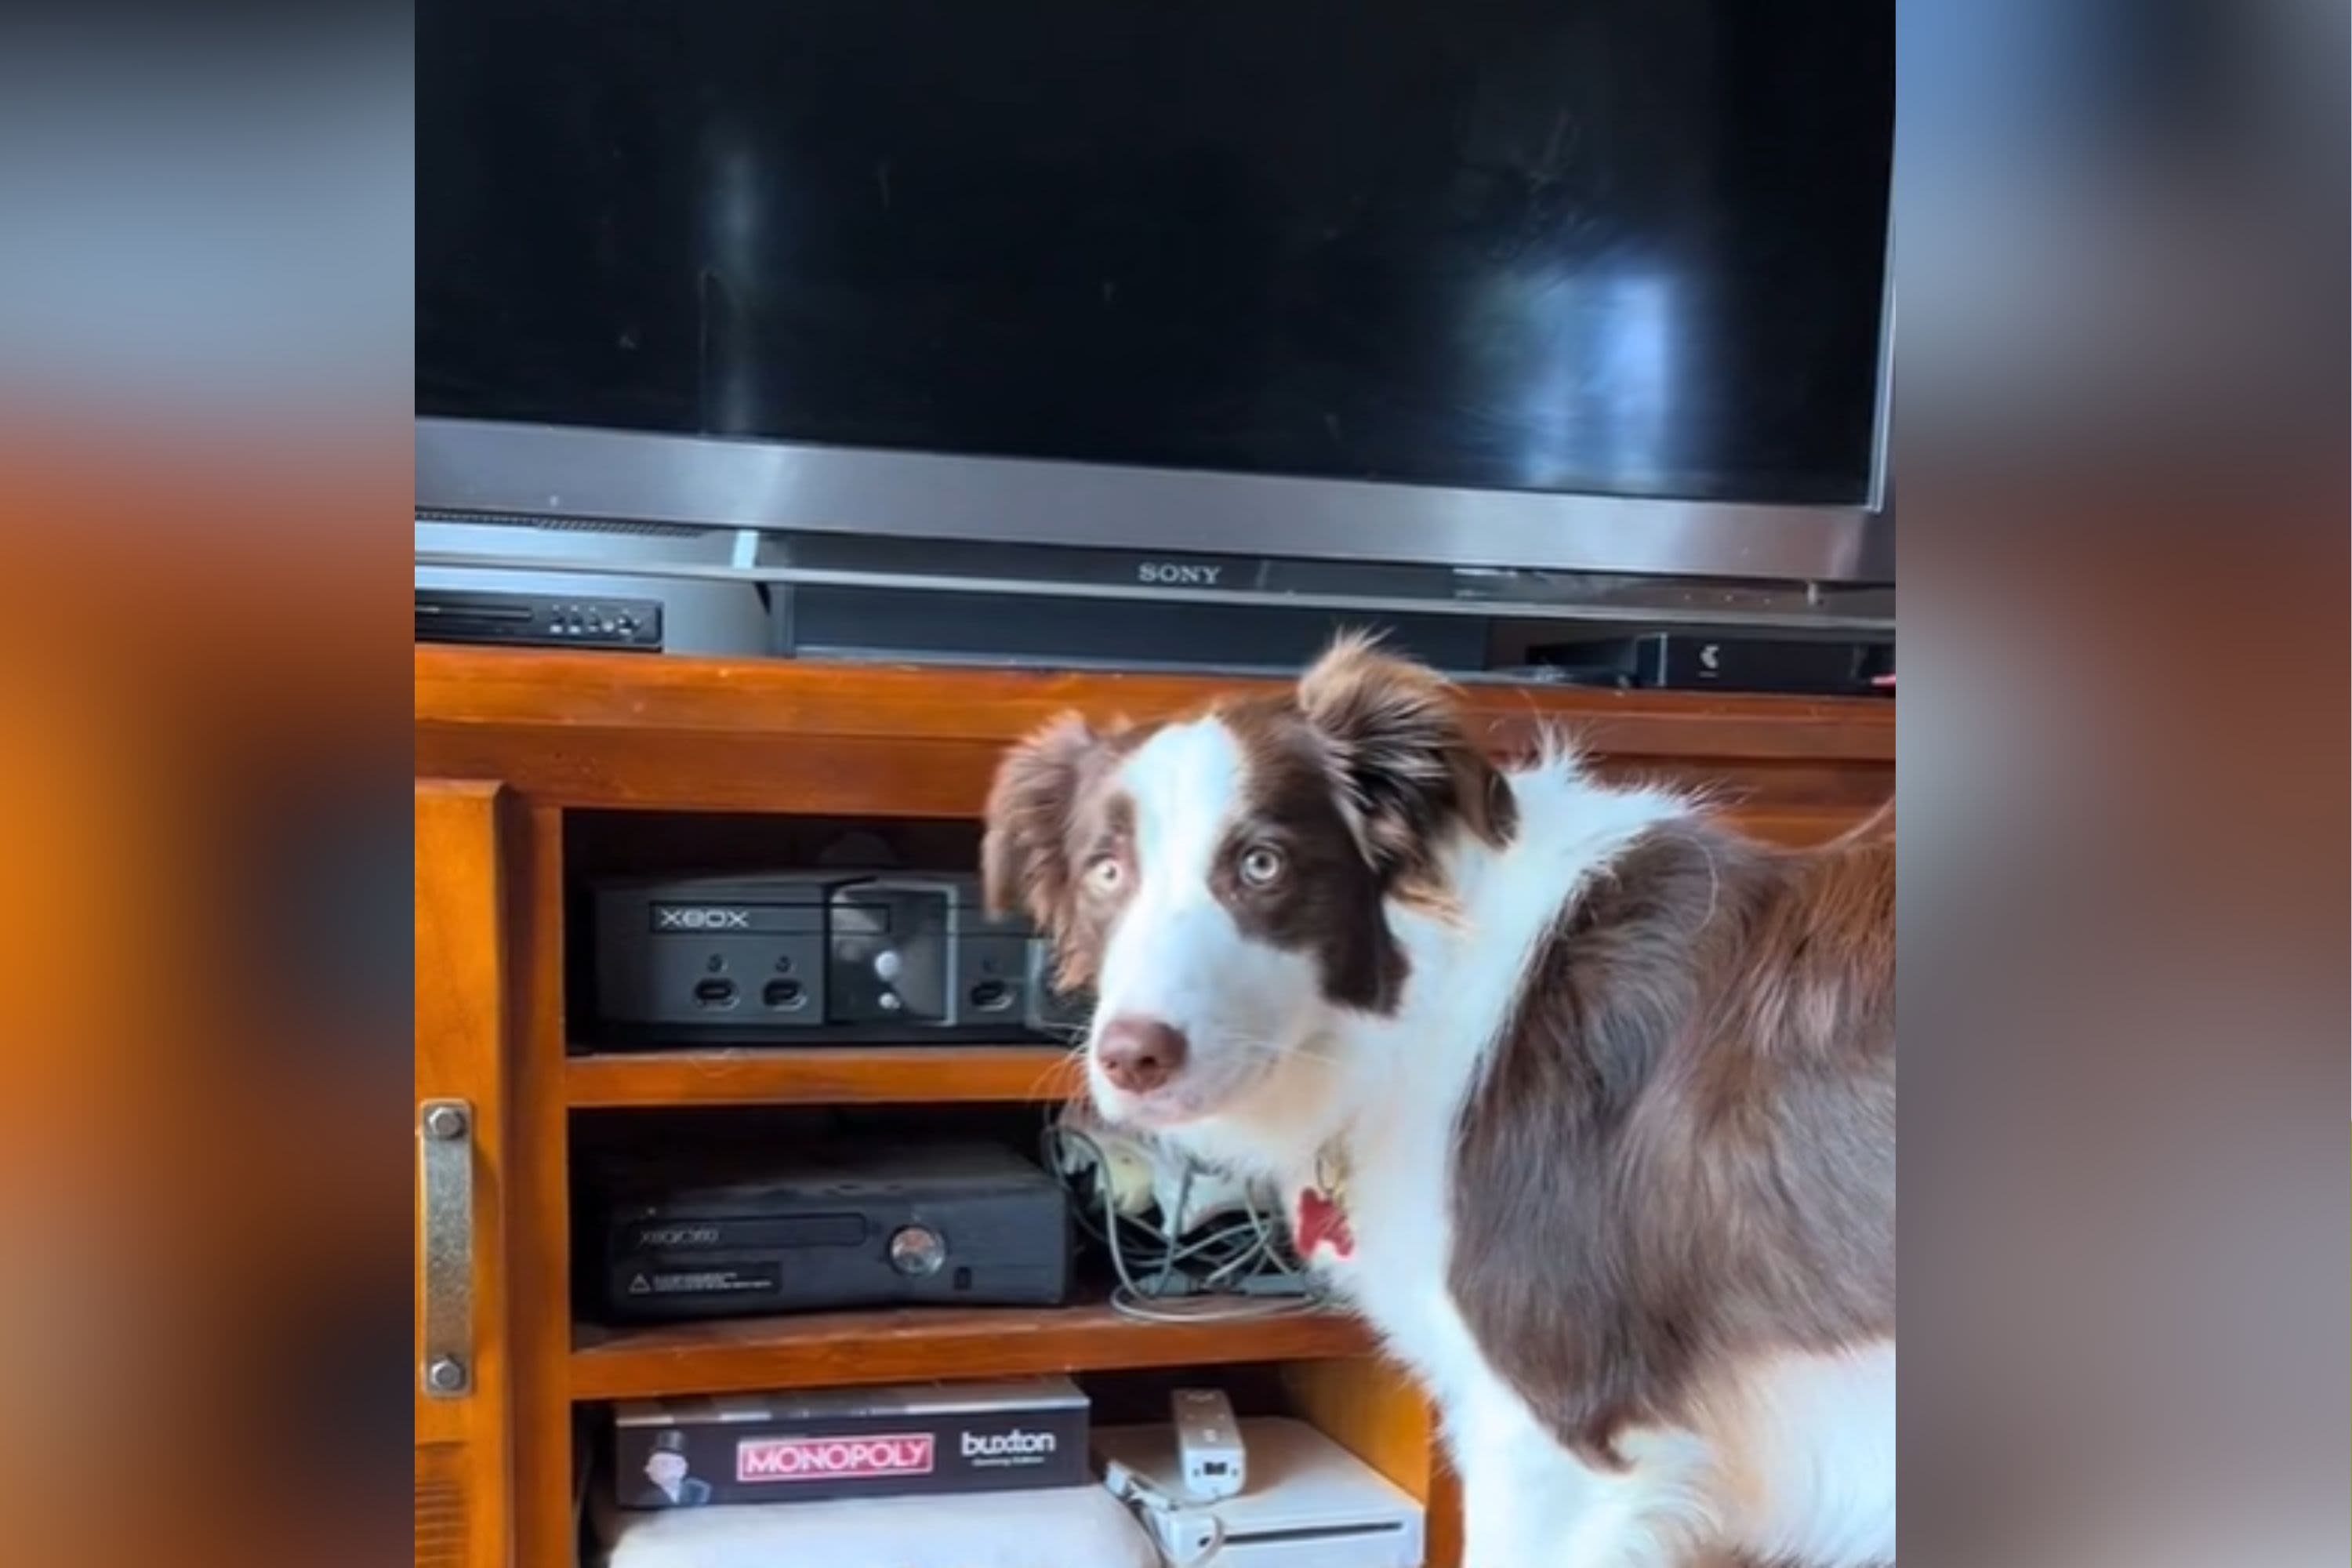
[{"left": 1172, "top": 1388, "right": 1246, "bottom": 1502}]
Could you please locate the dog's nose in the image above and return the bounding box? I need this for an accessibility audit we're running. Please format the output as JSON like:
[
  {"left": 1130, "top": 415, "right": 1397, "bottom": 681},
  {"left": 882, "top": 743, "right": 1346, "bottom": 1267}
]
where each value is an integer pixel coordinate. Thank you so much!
[{"left": 1095, "top": 1016, "right": 1189, "bottom": 1094}]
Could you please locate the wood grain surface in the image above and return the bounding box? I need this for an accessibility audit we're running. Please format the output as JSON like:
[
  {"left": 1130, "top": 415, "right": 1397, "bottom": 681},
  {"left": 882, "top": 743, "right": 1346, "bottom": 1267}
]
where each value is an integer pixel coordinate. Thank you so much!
[
  {"left": 417, "top": 648, "right": 1892, "bottom": 819},
  {"left": 570, "top": 1299, "right": 1379, "bottom": 1402},
  {"left": 565, "top": 1044, "right": 1083, "bottom": 1109},
  {"left": 412, "top": 782, "right": 512, "bottom": 1568}
]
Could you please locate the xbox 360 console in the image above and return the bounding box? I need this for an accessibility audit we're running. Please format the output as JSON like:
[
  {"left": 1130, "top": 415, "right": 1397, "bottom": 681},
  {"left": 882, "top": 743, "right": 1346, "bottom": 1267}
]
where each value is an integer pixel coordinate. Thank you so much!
[
  {"left": 591, "top": 1142, "right": 1072, "bottom": 1322},
  {"left": 591, "top": 872, "right": 1087, "bottom": 1045}
]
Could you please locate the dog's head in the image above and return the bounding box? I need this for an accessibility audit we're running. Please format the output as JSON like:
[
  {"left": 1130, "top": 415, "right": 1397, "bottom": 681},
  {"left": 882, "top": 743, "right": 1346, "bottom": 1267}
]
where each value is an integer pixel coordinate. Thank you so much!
[{"left": 982, "top": 637, "right": 1515, "bottom": 1128}]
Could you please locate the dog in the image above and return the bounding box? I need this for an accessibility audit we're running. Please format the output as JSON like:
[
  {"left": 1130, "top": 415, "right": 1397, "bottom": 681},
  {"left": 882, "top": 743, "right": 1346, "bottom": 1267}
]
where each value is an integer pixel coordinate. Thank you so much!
[{"left": 982, "top": 637, "right": 1894, "bottom": 1568}]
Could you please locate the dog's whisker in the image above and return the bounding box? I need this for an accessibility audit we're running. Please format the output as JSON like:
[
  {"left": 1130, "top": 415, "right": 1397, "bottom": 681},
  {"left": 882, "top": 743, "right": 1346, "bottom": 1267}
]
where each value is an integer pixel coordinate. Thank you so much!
[
  {"left": 1022, "top": 1036, "right": 1094, "bottom": 1104},
  {"left": 1217, "top": 1036, "right": 1356, "bottom": 1068}
]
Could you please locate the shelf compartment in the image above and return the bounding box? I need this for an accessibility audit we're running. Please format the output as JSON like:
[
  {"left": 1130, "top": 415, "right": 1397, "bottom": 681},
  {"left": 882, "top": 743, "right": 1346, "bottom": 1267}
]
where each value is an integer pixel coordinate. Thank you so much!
[
  {"left": 565, "top": 1045, "right": 1082, "bottom": 1108},
  {"left": 569, "top": 1298, "right": 1378, "bottom": 1401}
]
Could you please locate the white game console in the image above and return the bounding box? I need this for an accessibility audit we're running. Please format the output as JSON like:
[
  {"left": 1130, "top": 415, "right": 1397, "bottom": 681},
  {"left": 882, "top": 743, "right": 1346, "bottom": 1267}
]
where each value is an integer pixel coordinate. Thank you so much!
[{"left": 1094, "top": 1417, "right": 1425, "bottom": 1568}]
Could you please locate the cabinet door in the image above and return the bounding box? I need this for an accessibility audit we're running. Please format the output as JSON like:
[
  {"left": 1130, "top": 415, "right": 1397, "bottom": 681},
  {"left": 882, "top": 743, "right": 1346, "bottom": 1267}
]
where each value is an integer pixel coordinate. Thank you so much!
[{"left": 416, "top": 782, "right": 513, "bottom": 1568}]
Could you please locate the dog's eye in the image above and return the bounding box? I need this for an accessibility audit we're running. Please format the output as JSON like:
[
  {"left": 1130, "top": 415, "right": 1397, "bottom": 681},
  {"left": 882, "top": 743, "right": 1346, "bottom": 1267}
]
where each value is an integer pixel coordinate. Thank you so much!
[
  {"left": 1238, "top": 845, "right": 1285, "bottom": 887},
  {"left": 1085, "top": 856, "right": 1124, "bottom": 893}
]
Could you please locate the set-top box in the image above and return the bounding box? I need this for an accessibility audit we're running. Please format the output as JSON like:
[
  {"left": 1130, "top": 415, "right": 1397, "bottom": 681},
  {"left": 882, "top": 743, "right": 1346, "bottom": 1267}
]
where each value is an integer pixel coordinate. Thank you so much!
[{"left": 592, "top": 873, "right": 1087, "bottom": 1044}]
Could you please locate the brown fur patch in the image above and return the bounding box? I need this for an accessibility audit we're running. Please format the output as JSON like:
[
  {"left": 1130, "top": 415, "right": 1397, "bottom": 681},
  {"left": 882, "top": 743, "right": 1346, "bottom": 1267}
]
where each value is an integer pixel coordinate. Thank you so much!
[
  {"left": 979, "top": 713, "right": 1156, "bottom": 990},
  {"left": 980, "top": 637, "right": 1521, "bottom": 1011},
  {"left": 1447, "top": 814, "right": 1895, "bottom": 1471},
  {"left": 1291, "top": 634, "right": 1516, "bottom": 907},
  {"left": 1209, "top": 703, "right": 1410, "bottom": 1011}
]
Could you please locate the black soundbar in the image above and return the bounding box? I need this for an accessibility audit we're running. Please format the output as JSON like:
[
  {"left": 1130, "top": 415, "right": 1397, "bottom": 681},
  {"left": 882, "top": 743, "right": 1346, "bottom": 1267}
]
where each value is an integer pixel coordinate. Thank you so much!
[{"left": 1524, "top": 633, "right": 1893, "bottom": 696}]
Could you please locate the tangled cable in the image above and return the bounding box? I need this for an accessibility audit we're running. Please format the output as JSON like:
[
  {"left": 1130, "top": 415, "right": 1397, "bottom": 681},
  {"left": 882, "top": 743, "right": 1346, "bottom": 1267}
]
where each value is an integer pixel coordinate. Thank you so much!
[{"left": 1040, "top": 1118, "right": 1327, "bottom": 1324}]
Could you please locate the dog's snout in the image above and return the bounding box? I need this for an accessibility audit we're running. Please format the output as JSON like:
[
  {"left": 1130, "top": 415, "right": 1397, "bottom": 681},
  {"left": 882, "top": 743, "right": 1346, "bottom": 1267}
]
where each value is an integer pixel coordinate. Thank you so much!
[{"left": 1095, "top": 1015, "right": 1190, "bottom": 1094}]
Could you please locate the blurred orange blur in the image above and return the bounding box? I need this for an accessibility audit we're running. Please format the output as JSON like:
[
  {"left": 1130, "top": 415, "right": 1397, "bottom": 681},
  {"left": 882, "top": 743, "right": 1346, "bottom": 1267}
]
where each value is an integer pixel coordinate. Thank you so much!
[{"left": 0, "top": 430, "right": 408, "bottom": 1568}]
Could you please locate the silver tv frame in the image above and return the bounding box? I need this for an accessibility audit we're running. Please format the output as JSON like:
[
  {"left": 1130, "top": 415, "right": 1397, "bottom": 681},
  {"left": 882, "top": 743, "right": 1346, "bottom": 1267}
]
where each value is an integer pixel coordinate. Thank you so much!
[{"left": 417, "top": 272, "right": 1894, "bottom": 586}]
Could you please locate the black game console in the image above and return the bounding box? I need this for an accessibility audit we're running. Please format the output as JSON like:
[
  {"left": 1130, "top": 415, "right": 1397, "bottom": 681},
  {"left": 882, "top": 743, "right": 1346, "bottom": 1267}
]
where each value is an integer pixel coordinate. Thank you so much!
[
  {"left": 591, "top": 873, "right": 1088, "bottom": 1045},
  {"left": 592, "top": 1142, "right": 1073, "bottom": 1322}
]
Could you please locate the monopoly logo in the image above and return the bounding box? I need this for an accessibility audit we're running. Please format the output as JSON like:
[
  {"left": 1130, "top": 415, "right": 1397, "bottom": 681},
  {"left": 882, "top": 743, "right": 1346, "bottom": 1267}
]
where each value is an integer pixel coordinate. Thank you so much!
[{"left": 736, "top": 1433, "right": 935, "bottom": 1483}]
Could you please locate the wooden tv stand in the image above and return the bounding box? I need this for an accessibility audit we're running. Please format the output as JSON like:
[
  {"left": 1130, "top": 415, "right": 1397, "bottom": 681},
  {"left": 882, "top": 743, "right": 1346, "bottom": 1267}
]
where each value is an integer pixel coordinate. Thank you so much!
[{"left": 412, "top": 646, "right": 1893, "bottom": 1568}]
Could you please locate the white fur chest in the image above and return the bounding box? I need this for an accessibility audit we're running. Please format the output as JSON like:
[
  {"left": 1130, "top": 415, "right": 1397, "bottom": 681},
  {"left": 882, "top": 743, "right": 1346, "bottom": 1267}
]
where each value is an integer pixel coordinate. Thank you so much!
[
  {"left": 1306, "top": 1087, "right": 1496, "bottom": 1416},
  {"left": 1301, "top": 760, "right": 1690, "bottom": 1422},
  {"left": 1173, "top": 757, "right": 1686, "bottom": 1428}
]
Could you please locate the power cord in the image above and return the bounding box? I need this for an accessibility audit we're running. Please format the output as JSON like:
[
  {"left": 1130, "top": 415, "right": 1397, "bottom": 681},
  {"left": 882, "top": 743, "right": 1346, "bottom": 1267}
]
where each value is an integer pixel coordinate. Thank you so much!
[
  {"left": 1042, "top": 1120, "right": 1327, "bottom": 1324},
  {"left": 1102, "top": 1456, "right": 1229, "bottom": 1566}
]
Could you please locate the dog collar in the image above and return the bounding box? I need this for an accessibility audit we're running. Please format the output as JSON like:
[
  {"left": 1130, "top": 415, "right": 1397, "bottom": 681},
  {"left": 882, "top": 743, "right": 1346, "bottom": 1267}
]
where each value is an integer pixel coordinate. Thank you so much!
[{"left": 1296, "top": 1145, "right": 1356, "bottom": 1261}]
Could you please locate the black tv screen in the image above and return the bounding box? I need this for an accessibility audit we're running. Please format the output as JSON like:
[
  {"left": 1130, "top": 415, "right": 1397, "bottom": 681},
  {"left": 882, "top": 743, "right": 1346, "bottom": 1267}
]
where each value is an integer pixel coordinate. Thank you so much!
[{"left": 418, "top": 1, "right": 1892, "bottom": 508}]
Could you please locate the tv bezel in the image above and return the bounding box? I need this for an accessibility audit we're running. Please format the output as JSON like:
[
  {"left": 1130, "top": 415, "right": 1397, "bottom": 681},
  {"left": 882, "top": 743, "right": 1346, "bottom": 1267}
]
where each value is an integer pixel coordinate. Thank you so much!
[
  {"left": 419, "top": 422, "right": 1894, "bottom": 590},
  {"left": 416, "top": 249, "right": 1894, "bottom": 586}
]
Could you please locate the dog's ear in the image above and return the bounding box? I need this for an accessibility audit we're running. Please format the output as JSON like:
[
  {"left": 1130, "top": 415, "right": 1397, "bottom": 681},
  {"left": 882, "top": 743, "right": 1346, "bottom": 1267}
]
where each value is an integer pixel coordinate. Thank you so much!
[
  {"left": 1296, "top": 634, "right": 1515, "bottom": 901},
  {"left": 982, "top": 713, "right": 1105, "bottom": 939}
]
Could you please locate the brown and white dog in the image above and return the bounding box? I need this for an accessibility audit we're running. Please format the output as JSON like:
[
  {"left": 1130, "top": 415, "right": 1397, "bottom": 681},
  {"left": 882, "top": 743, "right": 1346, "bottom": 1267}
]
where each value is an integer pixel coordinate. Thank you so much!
[{"left": 983, "top": 637, "right": 1894, "bottom": 1568}]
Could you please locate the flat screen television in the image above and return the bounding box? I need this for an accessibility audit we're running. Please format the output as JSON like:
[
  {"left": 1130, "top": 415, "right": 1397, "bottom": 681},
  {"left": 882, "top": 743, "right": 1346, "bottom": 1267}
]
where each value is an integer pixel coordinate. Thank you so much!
[{"left": 417, "top": 0, "right": 1893, "bottom": 584}]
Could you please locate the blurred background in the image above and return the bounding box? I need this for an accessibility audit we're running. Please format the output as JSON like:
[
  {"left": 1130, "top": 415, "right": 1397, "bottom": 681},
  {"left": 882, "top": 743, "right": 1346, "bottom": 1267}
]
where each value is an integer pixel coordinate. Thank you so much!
[{"left": 0, "top": 1, "right": 2339, "bottom": 1564}]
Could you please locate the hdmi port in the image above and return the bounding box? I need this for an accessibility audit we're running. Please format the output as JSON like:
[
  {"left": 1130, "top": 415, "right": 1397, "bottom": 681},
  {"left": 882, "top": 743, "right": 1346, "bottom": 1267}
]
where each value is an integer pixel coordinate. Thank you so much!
[{"left": 692, "top": 978, "right": 738, "bottom": 1009}]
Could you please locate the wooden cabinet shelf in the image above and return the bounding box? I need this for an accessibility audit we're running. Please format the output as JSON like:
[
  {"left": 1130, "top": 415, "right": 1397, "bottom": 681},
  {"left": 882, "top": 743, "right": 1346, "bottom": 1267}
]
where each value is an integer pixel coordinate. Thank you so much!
[
  {"left": 569, "top": 1299, "right": 1378, "bottom": 1401},
  {"left": 565, "top": 1045, "right": 1081, "bottom": 1109},
  {"left": 417, "top": 647, "right": 1891, "bottom": 817},
  {"left": 416, "top": 647, "right": 1893, "bottom": 1567}
]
